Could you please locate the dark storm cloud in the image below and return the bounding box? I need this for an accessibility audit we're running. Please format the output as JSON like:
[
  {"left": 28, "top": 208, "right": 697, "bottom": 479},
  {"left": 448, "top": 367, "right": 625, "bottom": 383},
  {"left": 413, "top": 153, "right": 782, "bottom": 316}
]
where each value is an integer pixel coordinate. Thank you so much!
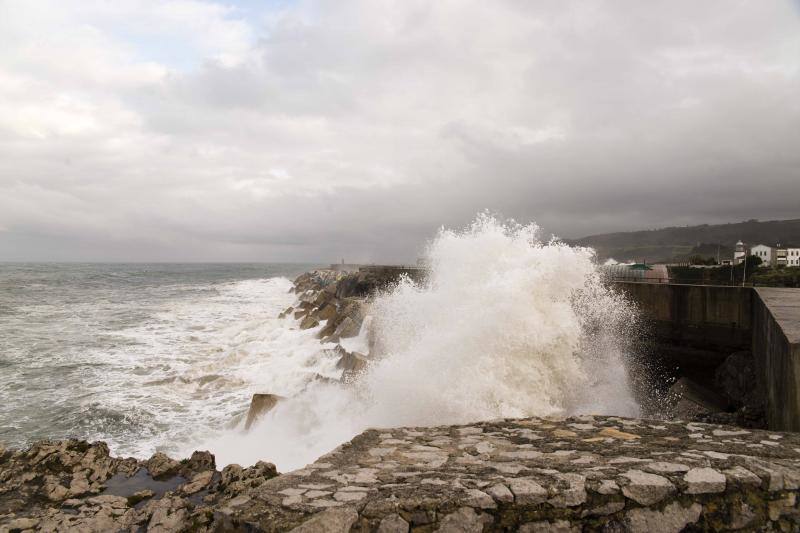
[{"left": 0, "top": 0, "right": 798, "bottom": 261}]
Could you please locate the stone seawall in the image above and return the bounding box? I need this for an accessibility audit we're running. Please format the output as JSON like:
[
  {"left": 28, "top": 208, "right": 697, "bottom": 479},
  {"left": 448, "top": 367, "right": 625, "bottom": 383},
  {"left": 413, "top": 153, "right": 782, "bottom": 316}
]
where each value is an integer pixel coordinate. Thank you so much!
[
  {"left": 2, "top": 416, "right": 799, "bottom": 532},
  {"left": 616, "top": 282, "right": 800, "bottom": 432}
]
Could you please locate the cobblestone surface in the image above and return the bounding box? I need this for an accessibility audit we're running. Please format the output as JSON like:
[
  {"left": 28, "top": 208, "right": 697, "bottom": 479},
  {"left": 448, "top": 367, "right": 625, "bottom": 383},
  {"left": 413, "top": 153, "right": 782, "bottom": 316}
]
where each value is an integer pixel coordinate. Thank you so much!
[
  {"left": 2, "top": 418, "right": 800, "bottom": 531},
  {"left": 221, "top": 415, "right": 800, "bottom": 531}
]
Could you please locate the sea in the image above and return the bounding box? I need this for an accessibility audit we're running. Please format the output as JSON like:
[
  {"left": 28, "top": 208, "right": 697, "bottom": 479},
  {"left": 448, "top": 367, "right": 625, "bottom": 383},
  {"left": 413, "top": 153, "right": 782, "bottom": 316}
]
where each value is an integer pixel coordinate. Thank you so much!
[
  {"left": 0, "top": 263, "right": 328, "bottom": 460},
  {"left": 0, "top": 216, "right": 643, "bottom": 472}
]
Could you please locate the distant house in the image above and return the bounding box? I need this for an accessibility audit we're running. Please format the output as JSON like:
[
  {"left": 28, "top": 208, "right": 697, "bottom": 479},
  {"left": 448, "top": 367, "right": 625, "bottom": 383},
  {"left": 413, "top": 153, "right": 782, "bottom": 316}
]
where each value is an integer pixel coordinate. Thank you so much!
[
  {"left": 786, "top": 247, "right": 800, "bottom": 267},
  {"left": 750, "top": 244, "right": 775, "bottom": 266}
]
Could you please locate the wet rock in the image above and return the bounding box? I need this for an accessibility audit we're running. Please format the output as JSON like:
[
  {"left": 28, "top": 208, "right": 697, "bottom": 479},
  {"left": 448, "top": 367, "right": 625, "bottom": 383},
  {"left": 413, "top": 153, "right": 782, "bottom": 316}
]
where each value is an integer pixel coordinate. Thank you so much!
[
  {"left": 715, "top": 351, "right": 757, "bottom": 407},
  {"left": 180, "top": 470, "right": 214, "bottom": 494},
  {"left": 669, "top": 377, "right": 728, "bottom": 419},
  {"left": 331, "top": 317, "right": 360, "bottom": 341},
  {"left": 130, "top": 489, "right": 155, "bottom": 505},
  {"left": 244, "top": 393, "right": 282, "bottom": 431},
  {"left": 317, "top": 303, "right": 338, "bottom": 322},
  {"left": 185, "top": 450, "right": 215, "bottom": 473},
  {"left": 146, "top": 452, "right": 179, "bottom": 479},
  {"left": 220, "top": 464, "right": 243, "bottom": 487},
  {"left": 145, "top": 495, "right": 189, "bottom": 532},
  {"left": 300, "top": 315, "right": 320, "bottom": 330},
  {"left": 336, "top": 351, "right": 368, "bottom": 377}
]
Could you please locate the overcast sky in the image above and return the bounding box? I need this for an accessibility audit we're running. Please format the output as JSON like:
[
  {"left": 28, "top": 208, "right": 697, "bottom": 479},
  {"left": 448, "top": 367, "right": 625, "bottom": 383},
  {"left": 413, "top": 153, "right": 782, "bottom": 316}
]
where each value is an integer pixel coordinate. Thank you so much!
[{"left": 1, "top": 0, "right": 799, "bottom": 262}]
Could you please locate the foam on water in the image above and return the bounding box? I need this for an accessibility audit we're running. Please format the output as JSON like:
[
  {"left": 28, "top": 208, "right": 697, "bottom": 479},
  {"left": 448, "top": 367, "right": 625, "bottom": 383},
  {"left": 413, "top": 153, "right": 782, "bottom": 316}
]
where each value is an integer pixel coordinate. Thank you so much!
[
  {"left": 0, "top": 264, "right": 332, "bottom": 458},
  {"left": 198, "top": 214, "right": 640, "bottom": 471}
]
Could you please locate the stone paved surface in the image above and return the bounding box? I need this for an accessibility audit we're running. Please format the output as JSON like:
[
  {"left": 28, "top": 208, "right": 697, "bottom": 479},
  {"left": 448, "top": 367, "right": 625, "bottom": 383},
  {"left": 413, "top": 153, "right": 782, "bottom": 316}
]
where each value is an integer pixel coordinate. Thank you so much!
[
  {"left": 2, "top": 416, "right": 800, "bottom": 531},
  {"left": 219, "top": 415, "right": 800, "bottom": 532}
]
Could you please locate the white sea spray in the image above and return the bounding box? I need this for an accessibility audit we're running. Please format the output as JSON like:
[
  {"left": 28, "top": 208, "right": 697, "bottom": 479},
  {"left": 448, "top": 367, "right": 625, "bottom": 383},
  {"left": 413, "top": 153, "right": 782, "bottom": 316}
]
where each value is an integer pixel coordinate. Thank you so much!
[{"left": 201, "top": 214, "right": 641, "bottom": 470}]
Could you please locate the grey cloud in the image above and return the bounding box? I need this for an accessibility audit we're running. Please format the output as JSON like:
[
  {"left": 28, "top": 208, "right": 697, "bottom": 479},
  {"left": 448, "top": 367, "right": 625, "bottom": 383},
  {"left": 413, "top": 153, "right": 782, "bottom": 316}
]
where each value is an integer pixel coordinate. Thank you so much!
[{"left": 0, "top": 0, "right": 799, "bottom": 261}]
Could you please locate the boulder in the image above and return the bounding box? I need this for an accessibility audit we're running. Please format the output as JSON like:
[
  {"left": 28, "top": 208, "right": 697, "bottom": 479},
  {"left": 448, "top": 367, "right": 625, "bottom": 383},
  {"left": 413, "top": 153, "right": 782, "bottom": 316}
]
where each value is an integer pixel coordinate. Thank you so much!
[
  {"left": 317, "top": 320, "right": 340, "bottom": 340},
  {"left": 316, "top": 303, "right": 338, "bottom": 322},
  {"left": 331, "top": 317, "right": 360, "bottom": 341},
  {"left": 278, "top": 306, "right": 294, "bottom": 319},
  {"left": 298, "top": 290, "right": 318, "bottom": 304},
  {"left": 300, "top": 315, "right": 320, "bottom": 330},
  {"left": 669, "top": 377, "right": 728, "bottom": 420},
  {"left": 336, "top": 351, "right": 368, "bottom": 377},
  {"left": 715, "top": 351, "right": 760, "bottom": 408},
  {"left": 313, "top": 290, "right": 334, "bottom": 307},
  {"left": 185, "top": 450, "right": 215, "bottom": 472},
  {"left": 146, "top": 452, "right": 179, "bottom": 479},
  {"left": 244, "top": 394, "right": 283, "bottom": 431}
]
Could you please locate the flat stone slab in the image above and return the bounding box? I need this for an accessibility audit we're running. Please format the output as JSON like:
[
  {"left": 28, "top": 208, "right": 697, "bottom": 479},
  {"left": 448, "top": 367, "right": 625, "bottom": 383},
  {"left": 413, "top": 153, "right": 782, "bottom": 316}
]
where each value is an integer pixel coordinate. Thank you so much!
[
  {"left": 2, "top": 416, "right": 800, "bottom": 531},
  {"left": 224, "top": 415, "right": 800, "bottom": 531},
  {"left": 756, "top": 287, "right": 800, "bottom": 344}
]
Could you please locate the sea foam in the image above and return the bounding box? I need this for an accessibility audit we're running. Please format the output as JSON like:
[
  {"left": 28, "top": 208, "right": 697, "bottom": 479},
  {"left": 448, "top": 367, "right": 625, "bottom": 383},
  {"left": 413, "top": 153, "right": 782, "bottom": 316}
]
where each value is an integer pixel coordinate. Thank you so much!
[{"left": 199, "top": 214, "right": 640, "bottom": 471}]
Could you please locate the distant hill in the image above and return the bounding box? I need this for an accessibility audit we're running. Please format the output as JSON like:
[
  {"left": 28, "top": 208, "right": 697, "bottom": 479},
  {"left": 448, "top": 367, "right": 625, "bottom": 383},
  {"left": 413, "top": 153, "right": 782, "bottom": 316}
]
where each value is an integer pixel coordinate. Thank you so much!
[{"left": 569, "top": 218, "right": 800, "bottom": 263}]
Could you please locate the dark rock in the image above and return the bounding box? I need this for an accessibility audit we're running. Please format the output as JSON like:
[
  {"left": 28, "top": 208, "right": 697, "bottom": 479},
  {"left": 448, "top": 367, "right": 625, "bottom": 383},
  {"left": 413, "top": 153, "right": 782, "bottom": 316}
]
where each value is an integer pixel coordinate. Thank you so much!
[
  {"left": 715, "top": 351, "right": 761, "bottom": 409},
  {"left": 669, "top": 377, "right": 728, "bottom": 419}
]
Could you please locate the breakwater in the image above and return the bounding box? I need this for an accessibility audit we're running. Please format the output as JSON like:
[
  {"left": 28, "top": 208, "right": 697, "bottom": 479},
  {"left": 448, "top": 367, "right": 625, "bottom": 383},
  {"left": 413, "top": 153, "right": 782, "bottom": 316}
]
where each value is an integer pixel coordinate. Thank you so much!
[{"left": 616, "top": 282, "right": 800, "bottom": 432}]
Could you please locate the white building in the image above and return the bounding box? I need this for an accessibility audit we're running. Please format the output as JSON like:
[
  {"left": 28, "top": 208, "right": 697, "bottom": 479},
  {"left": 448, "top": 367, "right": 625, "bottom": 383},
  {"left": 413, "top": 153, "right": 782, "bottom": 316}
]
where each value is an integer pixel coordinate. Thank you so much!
[
  {"left": 733, "top": 241, "right": 748, "bottom": 265},
  {"left": 787, "top": 247, "right": 800, "bottom": 267},
  {"left": 750, "top": 244, "right": 774, "bottom": 266},
  {"left": 776, "top": 244, "right": 788, "bottom": 267}
]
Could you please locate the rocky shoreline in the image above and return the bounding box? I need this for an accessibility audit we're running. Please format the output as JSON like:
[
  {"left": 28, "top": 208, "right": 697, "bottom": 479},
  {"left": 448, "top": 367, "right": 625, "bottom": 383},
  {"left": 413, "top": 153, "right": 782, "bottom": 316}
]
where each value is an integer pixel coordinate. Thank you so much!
[{"left": 3, "top": 268, "right": 800, "bottom": 531}]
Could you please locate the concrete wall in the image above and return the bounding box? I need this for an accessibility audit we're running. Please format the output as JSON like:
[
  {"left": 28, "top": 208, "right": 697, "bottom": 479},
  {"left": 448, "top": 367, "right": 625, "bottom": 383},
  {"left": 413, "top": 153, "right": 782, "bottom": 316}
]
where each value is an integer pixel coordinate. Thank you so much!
[
  {"left": 615, "top": 281, "right": 800, "bottom": 431},
  {"left": 753, "top": 288, "right": 800, "bottom": 431},
  {"left": 613, "top": 282, "right": 753, "bottom": 352}
]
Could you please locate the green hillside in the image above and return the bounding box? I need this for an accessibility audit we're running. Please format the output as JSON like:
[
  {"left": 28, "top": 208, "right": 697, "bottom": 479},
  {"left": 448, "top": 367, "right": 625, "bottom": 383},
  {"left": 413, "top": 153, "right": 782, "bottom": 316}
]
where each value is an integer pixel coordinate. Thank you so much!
[{"left": 569, "top": 218, "right": 800, "bottom": 263}]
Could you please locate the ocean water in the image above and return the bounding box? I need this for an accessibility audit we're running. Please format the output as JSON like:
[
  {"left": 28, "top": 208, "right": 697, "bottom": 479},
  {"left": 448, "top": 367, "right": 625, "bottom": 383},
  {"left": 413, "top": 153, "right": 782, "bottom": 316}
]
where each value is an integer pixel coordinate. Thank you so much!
[
  {"left": 1, "top": 216, "right": 642, "bottom": 472},
  {"left": 0, "top": 262, "right": 328, "bottom": 459}
]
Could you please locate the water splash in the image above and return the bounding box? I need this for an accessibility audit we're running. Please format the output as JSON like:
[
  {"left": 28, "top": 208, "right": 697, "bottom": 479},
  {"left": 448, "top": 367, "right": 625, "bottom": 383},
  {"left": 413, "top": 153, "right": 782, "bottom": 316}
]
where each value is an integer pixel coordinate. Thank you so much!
[{"left": 201, "top": 214, "right": 641, "bottom": 470}]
